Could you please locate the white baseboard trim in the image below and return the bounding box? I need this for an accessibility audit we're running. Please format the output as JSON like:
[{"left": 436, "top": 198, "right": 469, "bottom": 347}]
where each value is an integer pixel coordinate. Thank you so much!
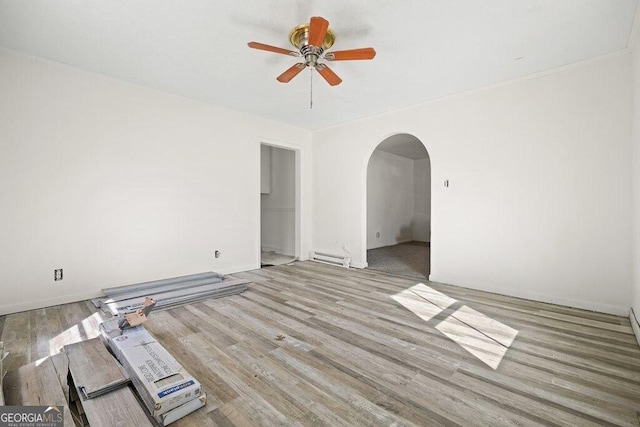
[
  {"left": 428, "top": 275, "right": 628, "bottom": 316},
  {"left": 260, "top": 245, "right": 295, "bottom": 257},
  {"left": 630, "top": 308, "right": 640, "bottom": 349},
  {"left": 350, "top": 261, "right": 368, "bottom": 269},
  {"left": 368, "top": 238, "right": 414, "bottom": 251},
  {"left": 0, "top": 290, "right": 104, "bottom": 316},
  {"left": 218, "top": 263, "right": 261, "bottom": 275}
]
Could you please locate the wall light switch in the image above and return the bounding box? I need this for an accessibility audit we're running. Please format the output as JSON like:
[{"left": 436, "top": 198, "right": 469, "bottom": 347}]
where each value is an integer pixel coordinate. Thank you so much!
[{"left": 444, "top": 179, "right": 449, "bottom": 188}]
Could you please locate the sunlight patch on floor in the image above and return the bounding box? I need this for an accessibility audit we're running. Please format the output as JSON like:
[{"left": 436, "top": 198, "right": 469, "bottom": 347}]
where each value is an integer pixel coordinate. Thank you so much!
[
  {"left": 392, "top": 283, "right": 518, "bottom": 370},
  {"left": 48, "top": 312, "right": 103, "bottom": 355},
  {"left": 435, "top": 306, "right": 518, "bottom": 369},
  {"left": 391, "top": 283, "right": 456, "bottom": 322},
  {"left": 449, "top": 305, "right": 518, "bottom": 348},
  {"left": 35, "top": 356, "right": 49, "bottom": 366}
]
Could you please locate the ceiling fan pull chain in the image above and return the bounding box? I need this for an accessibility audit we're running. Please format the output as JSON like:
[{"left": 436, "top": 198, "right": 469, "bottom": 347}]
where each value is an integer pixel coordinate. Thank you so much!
[{"left": 310, "top": 68, "right": 313, "bottom": 109}]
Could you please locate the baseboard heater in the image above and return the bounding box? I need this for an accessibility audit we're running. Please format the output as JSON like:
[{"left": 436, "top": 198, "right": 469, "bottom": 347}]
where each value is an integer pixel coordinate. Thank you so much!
[{"left": 310, "top": 251, "right": 351, "bottom": 268}]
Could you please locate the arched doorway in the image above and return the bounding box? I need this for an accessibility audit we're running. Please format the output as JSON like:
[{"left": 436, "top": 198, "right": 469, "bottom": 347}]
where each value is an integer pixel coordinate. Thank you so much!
[{"left": 366, "top": 134, "right": 431, "bottom": 278}]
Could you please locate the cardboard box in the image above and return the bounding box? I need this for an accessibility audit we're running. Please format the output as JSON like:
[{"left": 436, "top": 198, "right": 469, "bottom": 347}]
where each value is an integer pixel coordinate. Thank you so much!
[
  {"left": 98, "top": 318, "right": 125, "bottom": 342},
  {"left": 100, "top": 321, "right": 204, "bottom": 420},
  {"left": 100, "top": 320, "right": 156, "bottom": 359},
  {"left": 119, "top": 342, "right": 203, "bottom": 417},
  {"left": 158, "top": 392, "right": 207, "bottom": 426}
]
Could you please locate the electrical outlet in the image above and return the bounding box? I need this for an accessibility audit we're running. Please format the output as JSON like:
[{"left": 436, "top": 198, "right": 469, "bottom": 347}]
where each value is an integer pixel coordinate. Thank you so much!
[
  {"left": 54, "top": 268, "right": 63, "bottom": 281},
  {"left": 376, "top": 231, "right": 380, "bottom": 238},
  {"left": 215, "top": 250, "right": 221, "bottom": 258}
]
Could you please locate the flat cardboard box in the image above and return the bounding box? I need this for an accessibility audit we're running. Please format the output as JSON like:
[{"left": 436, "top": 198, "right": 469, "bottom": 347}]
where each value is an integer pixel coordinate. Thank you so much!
[
  {"left": 99, "top": 317, "right": 125, "bottom": 343},
  {"left": 158, "top": 392, "right": 207, "bottom": 426},
  {"left": 100, "top": 321, "right": 204, "bottom": 419},
  {"left": 119, "top": 342, "right": 202, "bottom": 417},
  {"left": 100, "top": 320, "right": 156, "bottom": 358}
]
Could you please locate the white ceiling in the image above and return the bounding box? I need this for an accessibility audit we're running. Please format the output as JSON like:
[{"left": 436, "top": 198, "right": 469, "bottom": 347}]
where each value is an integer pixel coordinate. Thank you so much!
[{"left": 0, "top": 0, "right": 637, "bottom": 130}]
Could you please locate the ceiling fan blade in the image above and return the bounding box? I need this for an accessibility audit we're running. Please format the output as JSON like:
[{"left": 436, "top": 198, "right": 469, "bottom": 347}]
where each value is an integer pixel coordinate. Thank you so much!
[
  {"left": 276, "top": 63, "right": 306, "bottom": 83},
  {"left": 248, "top": 42, "right": 299, "bottom": 56},
  {"left": 308, "top": 16, "right": 329, "bottom": 48},
  {"left": 325, "top": 47, "right": 376, "bottom": 61},
  {"left": 316, "top": 64, "right": 342, "bottom": 86}
]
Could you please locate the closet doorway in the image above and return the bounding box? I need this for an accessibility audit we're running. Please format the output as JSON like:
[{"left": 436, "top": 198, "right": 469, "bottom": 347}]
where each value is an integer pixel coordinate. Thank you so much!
[{"left": 260, "top": 144, "right": 298, "bottom": 266}]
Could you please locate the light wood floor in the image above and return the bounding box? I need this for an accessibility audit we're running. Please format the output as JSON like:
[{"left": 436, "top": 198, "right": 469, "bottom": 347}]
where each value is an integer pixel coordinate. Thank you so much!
[{"left": 1, "top": 261, "right": 640, "bottom": 426}]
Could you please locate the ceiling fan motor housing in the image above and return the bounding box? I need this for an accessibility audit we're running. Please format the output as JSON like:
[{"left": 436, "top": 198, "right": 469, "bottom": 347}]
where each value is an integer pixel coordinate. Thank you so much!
[
  {"left": 289, "top": 24, "right": 336, "bottom": 50},
  {"left": 301, "top": 45, "right": 322, "bottom": 68}
]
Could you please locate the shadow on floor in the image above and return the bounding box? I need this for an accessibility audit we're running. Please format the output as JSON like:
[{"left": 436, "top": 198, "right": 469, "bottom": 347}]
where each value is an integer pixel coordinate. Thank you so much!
[
  {"left": 261, "top": 251, "right": 297, "bottom": 267},
  {"left": 366, "top": 241, "right": 430, "bottom": 279}
]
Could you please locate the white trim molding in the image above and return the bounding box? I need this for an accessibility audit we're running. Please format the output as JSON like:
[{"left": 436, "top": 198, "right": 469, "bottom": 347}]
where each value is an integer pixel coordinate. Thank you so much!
[{"left": 631, "top": 308, "right": 640, "bottom": 349}]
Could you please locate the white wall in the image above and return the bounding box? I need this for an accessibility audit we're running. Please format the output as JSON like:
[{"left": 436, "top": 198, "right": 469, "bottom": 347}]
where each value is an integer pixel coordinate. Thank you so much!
[
  {"left": 314, "top": 53, "right": 632, "bottom": 314},
  {"left": 261, "top": 145, "right": 296, "bottom": 255},
  {"left": 0, "top": 49, "right": 312, "bottom": 315},
  {"left": 413, "top": 157, "right": 431, "bottom": 242},
  {"left": 366, "top": 150, "right": 431, "bottom": 249},
  {"left": 367, "top": 150, "right": 415, "bottom": 249},
  {"left": 631, "top": 26, "right": 640, "bottom": 339}
]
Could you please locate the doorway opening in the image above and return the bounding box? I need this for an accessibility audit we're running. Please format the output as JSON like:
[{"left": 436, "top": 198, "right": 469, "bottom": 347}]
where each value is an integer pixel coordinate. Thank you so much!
[
  {"left": 366, "top": 134, "right": 431, "bottom": 278},
  {"left": 260, "top": 144, "right": 298, "bottom": 267}
]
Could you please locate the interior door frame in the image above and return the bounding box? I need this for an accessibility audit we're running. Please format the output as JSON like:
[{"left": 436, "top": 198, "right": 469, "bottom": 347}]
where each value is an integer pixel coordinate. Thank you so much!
[{"left": 258, "top": 139, "right": 302, "bottom": 266}]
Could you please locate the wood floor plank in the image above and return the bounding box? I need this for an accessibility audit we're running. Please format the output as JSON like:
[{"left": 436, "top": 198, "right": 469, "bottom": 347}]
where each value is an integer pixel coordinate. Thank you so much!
[
  {"left": 270, "top": 346, "right": 435, "bottom": 426},
  {"left": 458, "top": 362, "right": 634, "bottom": 426},
  {"left": 64, "top": 337, "right": 129, "bottom": 398},
  {"left": 1, "top": 311, "right": 31, "bottom": 372},
  {"left": 448, "top": 369, "right": 605, "bottom": 427},
  {"left": 235, "top": 296, "right": 521, "bottom": 424},
  {"left": 351, "top": 298, "right": 640, "bottom": 401},
  {"left": 49, "top": 352, "right": 70, "bottom": 398},
  {"left": 302, "top": 320, "right": 534, "bottom": 425},
  {"left": 145, "top": 309, "right": 239, "bottom": 406},
  {"left": 204, "top": 298, "right": 314, "bottom": 352},
  {"left": 2, "top": 356, "right": 38, "bottom": 407},
  {"left": 186, "top": 301, "right": 280, "bottom": 355},
  {"left": 28, "top": 309, "right": 45, "bottom": 364},
  {"left": 80, "top": 385, "right": 153, "bottom": 427},
  {"left": 35, "top": 357, "right": 75, "bottom": 424},
  {"left": 186, "top": 336, "right": 293, "bottom": 425},
  {"left": 226, "top": 341, "right": 356, "bottom": 426},
  {"left": 421, "top": 285, "right": 638, "bottom": 344},
  {"left": 3, "top": 356, "right": 74, "bottom": 425},
  {"left": 1, "top": 261, "right": 639, "bottom": 425}
]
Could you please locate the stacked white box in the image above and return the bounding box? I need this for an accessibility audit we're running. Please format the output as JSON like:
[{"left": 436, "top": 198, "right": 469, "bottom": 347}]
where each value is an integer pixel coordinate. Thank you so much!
[
  {"left": 100, "top": 320, "right": 206, "bottom": 424},
  {"left": 100, "top": 320, "right": 156, "bottom": 358}
]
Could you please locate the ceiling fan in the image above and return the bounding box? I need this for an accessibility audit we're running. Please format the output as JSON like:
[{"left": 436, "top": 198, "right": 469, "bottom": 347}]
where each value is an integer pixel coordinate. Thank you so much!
[{"left": 248, "top": 16, "right": 376, "bottom": 86}]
